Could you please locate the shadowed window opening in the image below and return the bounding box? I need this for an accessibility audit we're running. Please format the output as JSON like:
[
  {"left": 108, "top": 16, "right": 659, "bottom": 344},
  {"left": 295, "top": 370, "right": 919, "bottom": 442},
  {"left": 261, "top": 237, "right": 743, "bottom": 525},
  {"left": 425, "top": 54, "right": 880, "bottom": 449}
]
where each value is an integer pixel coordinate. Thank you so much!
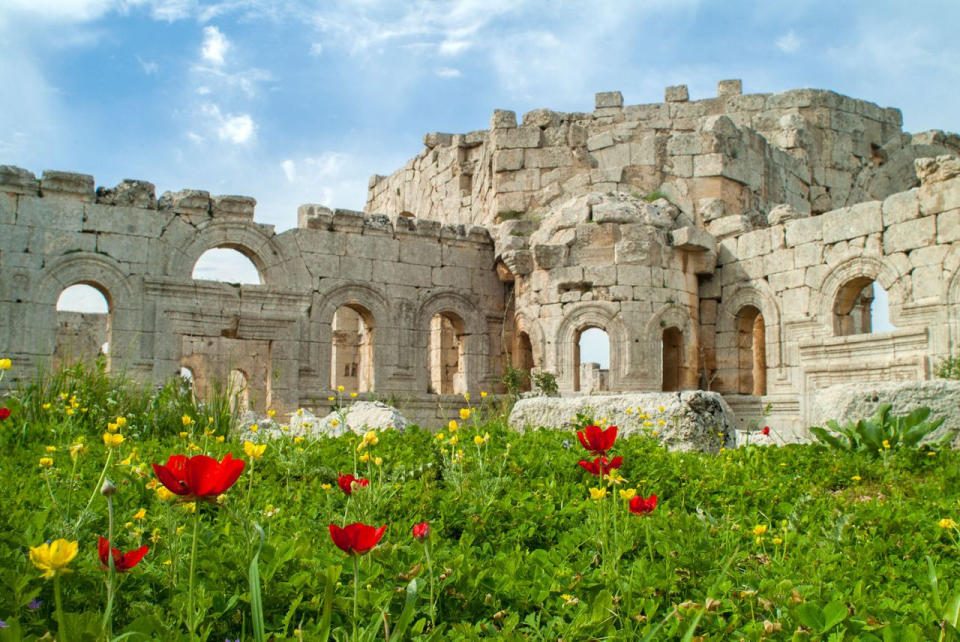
[
  {"left": 331, "top": 305, "right": 374, "bottom": 393},
  {"left": 736, "top": 306, "right": 766, "bottom": 395},
  {"left": 430, "top": 312, "right": 465, "bottom": 394},
  {"left": 512, "top": 331, "right": 534, "bottom": 392},
  {"left": 661, "top": 327, "right": 682, "bottom": 392}
]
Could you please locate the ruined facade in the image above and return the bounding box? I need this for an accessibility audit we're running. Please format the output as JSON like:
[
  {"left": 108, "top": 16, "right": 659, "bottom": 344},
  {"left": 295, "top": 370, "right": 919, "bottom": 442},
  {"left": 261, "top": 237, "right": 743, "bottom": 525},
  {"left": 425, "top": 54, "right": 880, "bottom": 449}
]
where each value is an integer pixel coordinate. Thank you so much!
[{"left": 3, "top": 80, "right": 960, "bottom": 434}]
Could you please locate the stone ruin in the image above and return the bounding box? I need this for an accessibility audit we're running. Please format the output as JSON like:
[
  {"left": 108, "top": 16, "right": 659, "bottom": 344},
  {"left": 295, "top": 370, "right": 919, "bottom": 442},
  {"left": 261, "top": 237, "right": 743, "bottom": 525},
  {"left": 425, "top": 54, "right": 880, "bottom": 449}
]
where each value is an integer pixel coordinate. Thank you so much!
[{"left": 3, "top": 79, "right": 960, "bottom": 435}]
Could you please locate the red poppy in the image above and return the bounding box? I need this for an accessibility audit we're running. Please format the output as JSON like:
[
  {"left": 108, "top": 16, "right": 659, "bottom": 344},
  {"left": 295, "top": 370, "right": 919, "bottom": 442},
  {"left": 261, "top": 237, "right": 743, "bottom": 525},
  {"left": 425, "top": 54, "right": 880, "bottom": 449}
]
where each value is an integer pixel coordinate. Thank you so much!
[
  {"left": 412, "top": 522, "right": 430, "bottom": 541},
  {"left": 97, "top": 537, "right": 149, "bottom": 572},
  {"left": 577, "top": 455, "right": 623, "bottom": 476},
  {"left": 0, "top": 408, "right": 10, "bottom": 420},
  {"left": 337, "top": 473, "right": 369, "bottom": 496},
  {"left": 629, "top": 494, "right": 658, "bottom": 515},
  {"left": 329, "top": 523, "right": 387, "bottom": 555},
  {"left": 576, "top": 424, "right": 617, "bottom": 455},
  {"left": 761, "top": 426, "right": 771, "bottom": 436},
  {"left": 151, "top": 453, "right": 245, "bottom": 500}
]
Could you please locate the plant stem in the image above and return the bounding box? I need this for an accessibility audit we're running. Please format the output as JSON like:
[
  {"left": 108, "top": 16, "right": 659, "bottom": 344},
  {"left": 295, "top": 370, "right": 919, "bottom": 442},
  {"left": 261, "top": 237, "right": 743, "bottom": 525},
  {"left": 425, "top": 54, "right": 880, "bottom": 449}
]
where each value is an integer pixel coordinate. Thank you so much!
[
  {"left": 352, "top": 554, "right": 360, "bottom": 642},
  {"left": 187, "top": 506, "right": 201, "bottom": 641},
  {"left": 424, "top": 541, "right": 436, "bottom": 627},
  {"left": 102, "top": 494, "right": 116, "bottom": 639},
  {"left": 77, "top": 450, "right": 113, "bottom": 530},
  {"left": 64, "top": 455, "right": 80, "bottom": 521},
  {"left": 54, "top": 573, "right": 69, "bottom": 642}
]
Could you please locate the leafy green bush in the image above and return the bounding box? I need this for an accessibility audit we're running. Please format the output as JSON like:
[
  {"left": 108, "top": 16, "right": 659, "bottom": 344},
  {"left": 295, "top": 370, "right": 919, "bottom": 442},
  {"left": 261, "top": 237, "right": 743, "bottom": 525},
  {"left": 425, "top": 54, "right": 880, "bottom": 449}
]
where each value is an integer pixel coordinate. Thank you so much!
[
  {"left": 810, "top": 404, "right": 950, "bottom": 456},
  {"left": 936, "top": 354, "right": 960, "bottom": 380},
  {"left": 500, "top": 366, "right": 530, "bottom": 400},
  {"left": 531, "top": 371, "right": 558, "bottom": 397}
]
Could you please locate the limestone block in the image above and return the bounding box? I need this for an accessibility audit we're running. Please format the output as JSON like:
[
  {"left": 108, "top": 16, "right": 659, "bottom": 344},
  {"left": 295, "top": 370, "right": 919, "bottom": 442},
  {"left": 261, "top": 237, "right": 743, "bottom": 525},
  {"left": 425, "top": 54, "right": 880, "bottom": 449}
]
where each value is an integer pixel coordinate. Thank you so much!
[
  {"left": 592, "top": 199, "right": 640, "bottom": 224},
  {"left": 909, "top": 245, "right": 949, "bottom": 268},
  {"left": 399, "top": 236, "right": 441, "bottom": 265},
  {"left": 820, "top": 201, "right": 882, "bottom": 244},
  {"left": 83, "top": 204, "right": 168, "bottom": 237},
  {"left": 586, "top": 131, "right": 614, "bottom": 152},
  {"left": 212, "top": 195, "right": 256, "bottom": 219},
  {"left": 779, "top": 287, "right": 810, "bottom": 317},
  {"left": 16, "top": 193, "right": 84, "bottom": 231},
  {"left": 583, "top": 264, "right": 617, "bottom": 286},
  {"left": 629, "top": 136, "right": 658, "bottom": 165},
  {"left": 490, "top": 109, "right": 517, "bottom": 129},
  {"left": 617, "top": 265, "right": 652, "bottom": 286},
  {"left": 937, "top": 209, "right": 960, "bottom": 243},
  {"left": 493, "top": 149, "right": 524, "bottom": 172},
  {"left": 763, "top": 248, "right": 795, "bottom": 275},
  {"left": 158, "top": 189, "right": 211, "bottom": 216},
  {"left": 522, "top": 108, "right": 561, "bottom": 129},
  {"left": 667, "top": 133, "right": 703, "bottom": 156},
  {"left": 533, "top": 244, "right": 567, "bottom": 270},
  {"left": 920, "top": 178, "right": 960, "bottom": 216},
  {"left": 95, "top": 180, "right": 156, "bottom": 209},
  {"left": 809, "top": 381, "right": 960, "bottom": 447},
  {"left": 496, "top": 169, "right": 540, "bottom": 192},
  {"left": 665, "top": 85, "right": 689, "bottom": 103},
  {"left": 0, "top": 165, "right": 39, "bottom": 195},
  {"left": 793, "top": 242, "right": 823, "bottom": 268},
  {"left": 769, "top": 268, "right": 805, "bottom": 292},
  {"left": 767, "top": 204, "right": 807, "bottom": 225},
  {"left": 698, "top": 198, "right": 726, "bottom": 222},
  {"left": 509, "top": 392, "right": 735, "bottom": 452},
  {"left": 717, "top": 79, "right": 742, "bottom": 97},
  {"left": 40, "top": 170, "right": 94, "bottom": 201},
  {"left": 670, "top": 226, "right": 716, "bottom": 253},
  {"left": 881, "top": 189, "right": 919, "bottom": 226},
  {"left": 913, "top": 264, "right": 942, "bottom": 300},
  {"left": 883, "top": 217, "right": 936, "bottom": 255},
  {"left": 331, "top": 208, "right": 366, "bottom": 232},
  {"left": 594, "top": 91, "right": 623, "bottom": 108},
  {"left": 693, "top": 153, "right": 725, "bottom": 177},
  {"left": 915, "top": 155, "right": 960, "bottom": 185},
  {"left": 338, "top": 255, "right": 373, "bottom": 281},
  {"left": 706, "top": 215, "right": 749, "bottom": 238},
  {"left": 346, "top": 232, "right": 399, "bottom": 261},
  {"left": 432, "top": 265, "right": 471, "bottom": 287},
  {"left": 785, "top": 216, "right": 823, "bottom": 247},
  {"left": 500, "top": 249, "right": 533, "bottom": 277},
  {"left": 525, "top": 147, "right": 570, "bottom": 169},
  {"left": 736, "top": 228, "right": 775, "bottom": 259},
  {"left": 371, "top": 260, "right": 431, "bottom": 287},
  {"left": 297, "top": 204, "right": 332, "bottom": 229},
  {"left": 494, "top": 126, "right": 541, "bottom": 149},
  {"left": 589, "top": 168, "right": 623, "bottom": 184},
  {"left": 423, "top": 132, "right": 453, "bottom": 149},
  {"left": 700, "top": 274, "right": 721, "bottom": 298}
]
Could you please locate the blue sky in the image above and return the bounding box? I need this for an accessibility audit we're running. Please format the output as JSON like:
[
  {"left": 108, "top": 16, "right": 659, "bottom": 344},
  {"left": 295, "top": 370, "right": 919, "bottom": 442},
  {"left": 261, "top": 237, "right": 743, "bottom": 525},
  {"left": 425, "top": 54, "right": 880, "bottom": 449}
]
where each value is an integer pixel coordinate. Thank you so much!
[{"left": 9, "top": 1, "right": 953, "bottom": 359}]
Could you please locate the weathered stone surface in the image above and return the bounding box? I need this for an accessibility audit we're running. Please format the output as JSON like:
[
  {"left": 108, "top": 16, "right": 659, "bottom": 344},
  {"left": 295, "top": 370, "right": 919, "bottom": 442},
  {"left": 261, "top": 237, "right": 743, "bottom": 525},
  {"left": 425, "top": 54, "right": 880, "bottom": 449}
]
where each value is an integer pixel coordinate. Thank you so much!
[
  {"left": 246, "top": 402, "right": 411, "bottom": 440},
  {"left": 665, "top": 85, "right": 689, "bottom": 103},
  {"left": 916, "top": 155, "right": 960, "bottom": 185},
  {"left": 96, "top": 180, "right": 157, "bottom": 209},
  {"left": 809, "top": 381, "right": 960, "bottom": 447},
  {"left": 508, "top": 392, "right": 736, "bottom": 453}
]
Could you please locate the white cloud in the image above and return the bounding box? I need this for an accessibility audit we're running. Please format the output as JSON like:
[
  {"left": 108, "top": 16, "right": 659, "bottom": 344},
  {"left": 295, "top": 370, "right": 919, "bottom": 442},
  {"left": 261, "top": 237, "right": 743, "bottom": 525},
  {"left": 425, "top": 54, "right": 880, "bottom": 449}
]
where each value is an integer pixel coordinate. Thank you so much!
[
  {"left": 201, "top": 25, "right": 229, "bottom": 65},
  {"left": 200, "top": 103, "right": 255, "bottom": 144},
  {"left": 435, "top": 67, "right": 461, "bottom": 78},
  {"left": 438, "top": 39, "right": 470, "bottom": 56},
  {"left": 136, "top": 54, "right": 158, "bottom": 74},
  {"left": 310, "top": 42, "right": 323, "bottom": 56},
  {"left": 281, "top": 159, "right": 296, "bottom": 182},
  {"left": 776, "top": 30, "right": 801, "bottom": 53}
]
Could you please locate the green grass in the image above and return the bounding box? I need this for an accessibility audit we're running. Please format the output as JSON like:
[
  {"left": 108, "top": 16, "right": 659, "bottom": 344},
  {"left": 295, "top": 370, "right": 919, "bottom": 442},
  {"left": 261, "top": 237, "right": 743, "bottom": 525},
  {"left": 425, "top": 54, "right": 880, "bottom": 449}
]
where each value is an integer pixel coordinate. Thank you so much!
[{"left": 0, "top": 365, "right": 958, "bottom": 640}]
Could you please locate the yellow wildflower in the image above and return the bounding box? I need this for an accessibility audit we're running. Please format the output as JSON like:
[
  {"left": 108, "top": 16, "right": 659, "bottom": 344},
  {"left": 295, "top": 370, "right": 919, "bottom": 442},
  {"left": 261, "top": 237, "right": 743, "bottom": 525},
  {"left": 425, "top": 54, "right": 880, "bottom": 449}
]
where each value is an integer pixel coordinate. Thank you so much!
[
  {"left": 0, "top": 358, "right": 11, "bottom": 370},
  {"left": 449, "top": 435, "right": 459, "bottom": 445},
  {"left": 459, "top": 408, "right": 471, "bottom": 420},
  {"left": 181, "top": 415, "right": 193, "bottom": 427},
  {"left": 132, "top": 508, "right": 147, "bottom": 520},
  {"left": 39, "top": 457, "right": 54, "bottom": 468},
  {"left": 882, "top": 439, "right": 891, "bottom": 449},
  {"left": 280, "top": 424, "right": 289, "bottom": 431},
  {"left": 65, "top": 409, "right": 74, "bottom": 416},
  {"left": 116, "top": 417, "right": 127, "bottom": 428},
  {"left": 250, "top": 424, "right": 259, "bottom": 433},
  {"left": 480, "top": 391, "right": 487, "bottom": 398},
  {"left": 658, "top": 406, "right": 665, "bottom": 413},
  {"left": 374, "top": 457, "right": 383, "bottom": 466},
  {"left": 294, "top": 436, "right": 305, "bottom": 444},
  {"left": 321, "top": 483, "right": 332, "bottom": 491},
  {"left": 107, "top": 422, "right": 118, "bottom": 433},
  {"left": 363, "top": 430, "right": 379, "bottom": 446},
  {"left": 162, "top": 559, "right": 172, "bottom": 566},
  {"left": 45, "top": 445, "right": 56, "bottom": 453},
  {"left": 215, "top": 435, "right": 225, "bottom": 443},
  {"left": 297, "top": 408, "right": 304, "bottom": 416},
  {"left": 658, "top": 420, "right": 666, "bottom": 426},
  {"left": 939, "top": 518, "right": 957, "bottom": 530},
  {"left": 463, "top": 392, "right": 470, "bottom": 402},
  {"left": 474, "top": 435, "right": 485, "bottom": 446},
  {"left": 643, "top": 421, "right": 653, "bottom": 427},
  {"left": 156, "top": 487, "right": 176, "bottom": 502},
  {"left": 331, "top": 419, "right": 340, "bottom": 427},
  {"left": 267, "top": 409, "right": 276, "bottom": 418},
  {"left": 436, "top": 433, "right": 445, "bottom": 441},
  {"left": 626, "top": 408, "right": 633, "bottom": 414},
  {"left": 337, "top": 385, "right": 344, "bottom": 393},
  {"left": 851, "top": 475, "right": 862, "bottom": 481},
  {"left": 29, "top": 539, "right": 78, "bottom": 578},
  {"left": 328, "top": 396, "right": 335, "bottom": 402},
  {"left": 359, "top": 452, "right": 371, "bottom": 463},
  {"left": 619, "top": 488, "right": 636, "bottom": 501},
  {"left": 179, "top": 431, "right": 188, "bottom": 439},
  {"left": 448, "top": 420, "right": 458, "bottom": 432},
  {"left": 150, "top": 530, "right": 161, "bottom": 544},
  {"left": 928, "top": 451, "right": 937, "bottom": 456},
  {"left": 216, "top": 494, "right": 227, "bottom": 505},
  {"left": 589, "top": 487, "right": 608, "bottom": 500},
  {"left": 103, "top": 432, "right": 124, "bottom": 448},
  {"left": 42, "top": 402, "right": 51, "bottom": 409},
  {"left": 772, "top": 537, "right": 783, "bottom": 545},
  {"left": 243, "top": 441, "right": 266, "bottom": 459},
  {"left": 350, "top": 392, "right": 358, "bottom": 398},
  {"left": 176, "top": 525, "right": 186, "bottom": 535},
  {"left": 183, "top": 502, "right": 196, "bottom": 514},
  {"left": 752, "top": 525, "right": 768, "bottom": 536}
]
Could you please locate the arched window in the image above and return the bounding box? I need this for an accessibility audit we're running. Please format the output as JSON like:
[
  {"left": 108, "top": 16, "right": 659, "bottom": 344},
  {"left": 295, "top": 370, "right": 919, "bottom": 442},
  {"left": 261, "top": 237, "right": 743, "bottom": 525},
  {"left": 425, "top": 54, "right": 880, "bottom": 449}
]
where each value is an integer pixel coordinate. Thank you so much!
[
  {"left": 834, "top": 277, "right": 893, "bottom": 336},
  {"left": 228, "top": 369, "right": 249, "bottom": 413},
  {"left": 55, "top": 283, "right": 111, "bottom": 370},
  {"left": 575, "top": 326, "right": 609, "bottom": 392},
  {"left": 661, "top": 327, "right": 682, "bottom": 392},
  {"left": 331, "top": 305, "right": 375, "bottom": 393},
  {"left": 429, "top": 312, "right": 465, "bottom": 394},
  {"left": 512, "top": 331, "right": 534, "bottom": 392},
  {"left": 192, "top": 248, "right": 262, "bottom": 284},
  {"left": 736, "top": 306, "right": 766, "bottom": 395}
]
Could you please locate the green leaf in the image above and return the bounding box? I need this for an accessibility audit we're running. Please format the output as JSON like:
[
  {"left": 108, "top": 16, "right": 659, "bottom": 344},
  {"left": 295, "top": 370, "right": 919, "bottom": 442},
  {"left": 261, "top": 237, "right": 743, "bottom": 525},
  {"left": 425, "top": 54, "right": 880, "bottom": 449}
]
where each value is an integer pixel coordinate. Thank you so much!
[
  {"left": 248, "top": 522, "right": 266, "bottom": 642},
  {"left": 822, "top": 600, "right": 847, "bottom": 632},
  {"left": 390, "top": 578, "right": 419, "bottom": 640},
  {"left": 810, "top": 427, "right": 845, "bottom": 451},
  {"left": 928, "top": 555, "right": 943, "bottom": 612},
  {"left": 795, "top": 603, "right": 825, "bottom": 631}
]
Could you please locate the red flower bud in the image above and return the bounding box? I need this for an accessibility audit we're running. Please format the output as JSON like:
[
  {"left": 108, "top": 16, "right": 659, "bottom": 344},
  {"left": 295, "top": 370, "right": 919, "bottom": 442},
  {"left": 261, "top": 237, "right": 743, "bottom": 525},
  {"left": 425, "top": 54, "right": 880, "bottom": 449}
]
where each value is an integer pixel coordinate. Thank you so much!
[
  {"left": 0, "top": 408, "right": 10, "bottom": 420},
  {"left": 412, "top": 521, "right": 430, "bottom": 541},
  {"left": 337, "top": 473, "right": 369, "bottom": 496},
  {"left": 629, "top": 494, "right": 657, "bottom": 516},
  {"left": 762, "top": 426, "right": 770, "bottom": 436}
]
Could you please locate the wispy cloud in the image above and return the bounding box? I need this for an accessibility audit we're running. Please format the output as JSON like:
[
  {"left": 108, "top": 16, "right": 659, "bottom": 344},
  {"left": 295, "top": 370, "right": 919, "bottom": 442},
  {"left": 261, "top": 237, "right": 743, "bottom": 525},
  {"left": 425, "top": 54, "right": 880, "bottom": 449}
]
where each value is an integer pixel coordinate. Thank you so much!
[
  {"left": 197, "top": 103, "right": 256, "bottom": 144},
  {"left": 136, "top": 54, "right": 159, "bottom": 74},
  {"left": 776, "top": 30, "right": 801, "bottom": 53},
  {"left": 435, "top": 67, "right": 460, "bottom": 78},
  {"left": 201, "top": 25, "right": 230, "bottom": 65}
]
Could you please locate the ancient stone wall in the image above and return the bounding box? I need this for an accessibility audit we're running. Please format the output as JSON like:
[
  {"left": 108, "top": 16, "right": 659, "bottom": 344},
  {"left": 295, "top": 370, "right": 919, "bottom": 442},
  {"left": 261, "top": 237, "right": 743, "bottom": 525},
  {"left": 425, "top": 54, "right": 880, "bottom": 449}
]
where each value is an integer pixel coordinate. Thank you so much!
[{"left": 0, "top": 166, "right": 505, "bottom": 425}]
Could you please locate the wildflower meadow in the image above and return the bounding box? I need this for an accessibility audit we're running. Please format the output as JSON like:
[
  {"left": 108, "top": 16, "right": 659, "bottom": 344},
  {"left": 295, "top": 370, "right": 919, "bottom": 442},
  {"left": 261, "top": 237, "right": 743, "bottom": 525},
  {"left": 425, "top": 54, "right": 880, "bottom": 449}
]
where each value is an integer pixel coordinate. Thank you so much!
[{"left": 0, "top": 362, "right": 959, "bottom": 640}]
